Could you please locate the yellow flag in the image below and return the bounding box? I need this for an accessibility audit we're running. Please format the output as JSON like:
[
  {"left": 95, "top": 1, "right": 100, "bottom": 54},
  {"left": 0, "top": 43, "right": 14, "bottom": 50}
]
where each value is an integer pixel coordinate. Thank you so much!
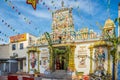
[{"left": 26, "top": 0, "right": 38, "bottom": 10}]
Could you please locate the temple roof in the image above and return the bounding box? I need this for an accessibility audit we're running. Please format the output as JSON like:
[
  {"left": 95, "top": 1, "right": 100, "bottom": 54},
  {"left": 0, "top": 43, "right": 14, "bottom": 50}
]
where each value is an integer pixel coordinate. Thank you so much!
[
  {"left": 104, "top": 18, "right": 115, "bottom": 29},
  {"left": 93, "top": 40, "right": 112, "bottom": 47}
]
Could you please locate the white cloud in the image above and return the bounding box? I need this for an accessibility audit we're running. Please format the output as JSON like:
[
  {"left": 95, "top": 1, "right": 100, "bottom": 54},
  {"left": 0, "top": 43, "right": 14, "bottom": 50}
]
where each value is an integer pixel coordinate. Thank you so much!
[
  {"left": 12, "top": 0, "right": 100, "bottom": 18},
  {"left": 11, "top": 0, "right": 25, "bottom": 1},
  {"left": 68, "top": 0, "right": 100, "bottom": 15},
  {"left": 30, "top": 10, "right": 51, "bottom": 19},
  {"left": 12, "top": 2, "right": 52, "bottom": 19},
  {"left": 40, "top": 0, "right": 100, "bottom": 15},
  {"left": 38, "top": 0, "right": 62, "bottom": 9}
]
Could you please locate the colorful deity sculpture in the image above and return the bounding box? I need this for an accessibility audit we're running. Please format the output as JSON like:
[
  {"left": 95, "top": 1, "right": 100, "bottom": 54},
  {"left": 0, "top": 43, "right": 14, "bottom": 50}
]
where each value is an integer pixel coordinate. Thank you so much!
[
  {"left": 94, "top": 47, "right": 105, "bottom": 71},
  {"left": 30, "top": 53, "right": 37, "bottom": 68}
]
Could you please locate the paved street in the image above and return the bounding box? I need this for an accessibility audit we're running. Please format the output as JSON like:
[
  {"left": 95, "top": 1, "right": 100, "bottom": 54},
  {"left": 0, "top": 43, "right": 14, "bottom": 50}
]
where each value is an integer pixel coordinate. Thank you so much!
[
  {"left": 0, "top": 70, "right": 72, "bottom": 80},
  {"left": 41, "top": 70, "right": 72, "bottom": 80}
]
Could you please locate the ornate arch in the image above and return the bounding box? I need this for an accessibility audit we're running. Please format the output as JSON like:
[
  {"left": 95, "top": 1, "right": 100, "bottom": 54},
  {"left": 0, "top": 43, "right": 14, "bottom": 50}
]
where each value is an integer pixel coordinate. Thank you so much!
[{"left": 27, "top": 46, "right": 40, "bottom": 73}]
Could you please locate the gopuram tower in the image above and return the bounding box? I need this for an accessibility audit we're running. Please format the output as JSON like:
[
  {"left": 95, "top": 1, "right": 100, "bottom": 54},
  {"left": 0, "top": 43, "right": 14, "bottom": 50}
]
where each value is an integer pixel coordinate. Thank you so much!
[{"left": 52, "top": 1, "right": 75, "bottom": 43}]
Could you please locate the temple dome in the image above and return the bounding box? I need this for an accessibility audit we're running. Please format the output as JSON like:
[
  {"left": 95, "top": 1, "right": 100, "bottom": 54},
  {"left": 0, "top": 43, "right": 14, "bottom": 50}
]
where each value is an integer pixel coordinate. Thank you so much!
[{"left": 104, "top": 19, "right": 115, "bottom": 29}]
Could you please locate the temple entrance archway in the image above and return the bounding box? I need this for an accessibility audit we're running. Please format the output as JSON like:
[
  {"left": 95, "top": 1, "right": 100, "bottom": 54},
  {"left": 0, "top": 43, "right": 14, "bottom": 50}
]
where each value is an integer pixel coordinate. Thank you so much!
[
  {"left": 55, "top": 55, "right": 66, "bottom": 70},
  {"left": 49, "top": 44, "right": 76, "bottom": 71},
  {"left": 27, "top": 47, "right": 40, "bottom": 73}
]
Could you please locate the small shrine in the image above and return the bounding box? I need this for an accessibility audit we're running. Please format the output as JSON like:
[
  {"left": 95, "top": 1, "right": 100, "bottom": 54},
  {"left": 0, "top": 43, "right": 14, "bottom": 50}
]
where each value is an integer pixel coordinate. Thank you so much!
[
  {"left": 90, "top": 40, "right": 112, "bottom": 74},
  {"left": 27, "top": 46, "right": 40, "bottom": 74}
]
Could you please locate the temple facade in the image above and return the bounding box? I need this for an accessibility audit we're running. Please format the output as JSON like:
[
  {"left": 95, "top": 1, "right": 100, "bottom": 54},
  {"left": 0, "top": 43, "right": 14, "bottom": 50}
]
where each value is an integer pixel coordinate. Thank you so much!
[{"left": 26, "top": 5, "right": 115, "bottom": 77}]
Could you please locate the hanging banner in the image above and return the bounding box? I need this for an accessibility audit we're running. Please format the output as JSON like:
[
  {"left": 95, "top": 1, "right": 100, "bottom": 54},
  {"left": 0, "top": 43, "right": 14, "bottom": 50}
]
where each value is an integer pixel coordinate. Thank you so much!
[{"left": 26, "top": 0, "right": 38, "bottom": 10}]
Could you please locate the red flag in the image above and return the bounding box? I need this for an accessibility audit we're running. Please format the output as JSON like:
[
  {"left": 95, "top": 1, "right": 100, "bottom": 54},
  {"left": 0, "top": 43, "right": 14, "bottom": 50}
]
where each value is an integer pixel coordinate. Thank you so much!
[{"left": 26, "top": 0, "right": 38, "bottom": 10}]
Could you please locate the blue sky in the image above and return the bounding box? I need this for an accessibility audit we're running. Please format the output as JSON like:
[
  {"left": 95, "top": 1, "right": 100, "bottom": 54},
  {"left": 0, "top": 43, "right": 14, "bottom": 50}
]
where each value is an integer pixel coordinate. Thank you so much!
[{"left": 0, "top": 0, "right": 119, "bottom": 43}]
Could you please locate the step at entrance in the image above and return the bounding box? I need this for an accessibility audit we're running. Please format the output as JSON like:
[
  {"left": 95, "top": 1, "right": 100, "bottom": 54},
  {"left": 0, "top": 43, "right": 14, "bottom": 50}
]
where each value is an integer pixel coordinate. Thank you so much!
[{"left": 51, "top": 70, "right": 69, "bottom": 79}]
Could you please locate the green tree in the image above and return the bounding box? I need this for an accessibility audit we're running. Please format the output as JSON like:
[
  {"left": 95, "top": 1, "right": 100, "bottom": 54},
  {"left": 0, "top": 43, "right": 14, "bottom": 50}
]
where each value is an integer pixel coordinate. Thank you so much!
[{"left": 111, "top": 17, "right": 120, "bottom": 80}]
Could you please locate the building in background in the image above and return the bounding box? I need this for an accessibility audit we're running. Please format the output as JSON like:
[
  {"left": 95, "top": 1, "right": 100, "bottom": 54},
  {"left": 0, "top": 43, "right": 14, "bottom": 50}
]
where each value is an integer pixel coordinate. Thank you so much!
[
  {"left": 9, "top": 33, "right": 37, "bottom": 72},
  {"left": 0, "top": 44, "right": 9, "bottom": 60},
  {"left": 0, "top": 44, "right": 9, "bottom": 75}
]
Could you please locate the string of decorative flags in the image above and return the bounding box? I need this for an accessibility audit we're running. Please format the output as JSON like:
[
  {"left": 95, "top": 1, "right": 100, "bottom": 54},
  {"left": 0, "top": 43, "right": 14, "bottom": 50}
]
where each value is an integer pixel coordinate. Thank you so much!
[
  {"left": 4, "top": 0, "right": 42, "bottom": 35},
  {"left": 4, "top": 0, "right": 32, "bottom": 24},
  {"left": 68, "top": 0, "right": 86, "bottom": 28},
  {"left": 0, "top": 37, "right": 7, "bottom": 43},
  {"left": 5, "top": 0, "right": 61, "bottom": 36},
  {"left": 0, "top": 30, "right": 9, "bottom": 38},
  {"left": 26, "top": 0, "right": 61, "bottom": 12},
  {"left": 26, "top": 0, "right": 53, "bottom": 12},
  {"left": 75, "top": 0, "right": 97, "bottom": 32},
  {"left": 0, "top": 16, "right": 20, "bottom": 35},
  {"left": 38, "top": 0, "right": 52, "bottom": 12},
  {"left": 4, "top": 0, "right": 59, "bottom": 36},
  {"left": 51, "top": 0, "right": 57, "bottom": 10},
  {"left": 26, "top": 0, "right": 97, "bottom": 33},
  {"left": 50, "top": 0, "right": 61, "bottom": 10},
  {"left": 3, "top": 0, "right": 105, "bottom": 36}
]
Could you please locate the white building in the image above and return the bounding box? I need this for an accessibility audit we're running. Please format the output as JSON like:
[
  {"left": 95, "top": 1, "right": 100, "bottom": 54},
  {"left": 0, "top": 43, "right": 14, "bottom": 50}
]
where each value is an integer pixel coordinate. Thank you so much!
[
  {"left": 9, "top": 33, "right": 37, "bottom": 72},
  {"left": 0, "top": 44, "right": 9, "bottom": 60},
  {"left": 0, "top": 44, "right": 11, "bottom": 75}
]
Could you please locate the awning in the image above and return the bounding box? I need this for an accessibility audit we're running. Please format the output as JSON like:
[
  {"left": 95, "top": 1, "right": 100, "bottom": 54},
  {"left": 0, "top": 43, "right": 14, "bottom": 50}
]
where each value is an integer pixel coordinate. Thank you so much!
[{"left": 6, "top": 59, "right": 18, "bottom": 63}]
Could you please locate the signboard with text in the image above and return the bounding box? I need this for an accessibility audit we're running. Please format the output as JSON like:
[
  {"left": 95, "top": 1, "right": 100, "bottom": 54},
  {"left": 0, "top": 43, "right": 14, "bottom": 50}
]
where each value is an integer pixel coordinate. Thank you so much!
[{"left": 10, "top": 33, "right": 27, "bottom": 43}]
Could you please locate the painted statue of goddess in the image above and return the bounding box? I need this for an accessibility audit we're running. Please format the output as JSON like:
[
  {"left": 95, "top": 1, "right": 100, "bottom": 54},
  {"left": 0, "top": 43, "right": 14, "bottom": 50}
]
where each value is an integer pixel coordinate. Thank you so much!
[
  {"left": 94, "top": 47, "right": 106, "bottom": 76},
  {"left": 95, "top": 47, "right": 105, "bottom": 70}
]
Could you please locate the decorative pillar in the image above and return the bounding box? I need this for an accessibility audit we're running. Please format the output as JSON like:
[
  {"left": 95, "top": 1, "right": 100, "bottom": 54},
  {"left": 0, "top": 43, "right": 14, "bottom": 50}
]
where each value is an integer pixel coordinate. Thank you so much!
[
  {"left": 107, "top": 46, "right": 111, "bottom": 74},
  {"left": 27, "top": 52, "right": 30, "bottom": 72},
  {"left": 37, "top": 50, "right": 40, "bottom": 72},
  {"left": 89, "top": 45, "right": 93, "bottom": 74},
  {"left": 68, "top": 45, "right": 76, "bottom": 71},
  {"left": 49, "top": 46, "right": 53, "bottom": 70}
]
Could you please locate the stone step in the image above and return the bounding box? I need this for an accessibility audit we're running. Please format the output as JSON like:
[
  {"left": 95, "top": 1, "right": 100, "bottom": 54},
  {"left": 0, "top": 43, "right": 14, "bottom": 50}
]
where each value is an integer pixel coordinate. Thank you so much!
[
  {"left": 43, "top": 70, "right": 72, "bottom": 80},
  {"left": 51, "top": 70, "right": 68, "bottom": 79}
]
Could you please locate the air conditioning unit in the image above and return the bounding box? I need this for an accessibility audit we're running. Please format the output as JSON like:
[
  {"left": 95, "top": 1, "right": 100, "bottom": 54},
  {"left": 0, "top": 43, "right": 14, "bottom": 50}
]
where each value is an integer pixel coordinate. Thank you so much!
[{"left": 13, "top": 53, "right": 18, "bottom": 57}]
